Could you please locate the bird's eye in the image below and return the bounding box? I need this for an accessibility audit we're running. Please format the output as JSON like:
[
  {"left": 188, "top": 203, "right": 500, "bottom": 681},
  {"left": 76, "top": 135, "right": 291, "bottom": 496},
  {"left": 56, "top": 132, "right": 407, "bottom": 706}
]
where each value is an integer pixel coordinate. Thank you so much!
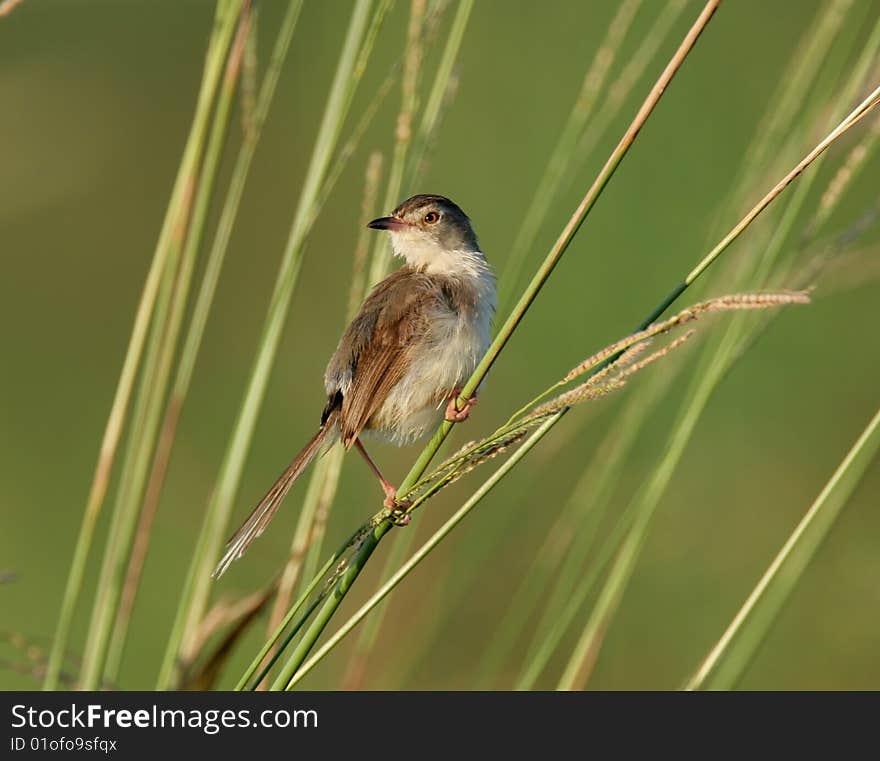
[{"left": 424, "top": 211, "right": 440, "bottom": 224}]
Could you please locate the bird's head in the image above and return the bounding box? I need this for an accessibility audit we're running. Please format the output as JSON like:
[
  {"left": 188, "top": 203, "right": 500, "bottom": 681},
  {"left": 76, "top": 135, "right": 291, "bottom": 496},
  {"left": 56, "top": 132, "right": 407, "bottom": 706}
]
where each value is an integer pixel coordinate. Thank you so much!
[{"left": 368, "top": 194, "right": 481, "bottom": 274}]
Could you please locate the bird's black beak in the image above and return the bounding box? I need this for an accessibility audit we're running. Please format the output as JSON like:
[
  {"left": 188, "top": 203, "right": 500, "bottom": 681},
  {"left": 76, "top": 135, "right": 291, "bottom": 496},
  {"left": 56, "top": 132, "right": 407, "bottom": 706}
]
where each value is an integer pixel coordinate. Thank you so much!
[{"left": 367, "top": 216, "right": 407, "bottom": 231}]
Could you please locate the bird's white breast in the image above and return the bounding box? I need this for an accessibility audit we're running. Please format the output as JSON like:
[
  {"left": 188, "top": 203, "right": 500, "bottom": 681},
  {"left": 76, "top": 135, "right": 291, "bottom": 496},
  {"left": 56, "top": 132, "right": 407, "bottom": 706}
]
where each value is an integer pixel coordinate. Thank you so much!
[{"left": 369, "top": 255, "right": 495, "bottom": 445}]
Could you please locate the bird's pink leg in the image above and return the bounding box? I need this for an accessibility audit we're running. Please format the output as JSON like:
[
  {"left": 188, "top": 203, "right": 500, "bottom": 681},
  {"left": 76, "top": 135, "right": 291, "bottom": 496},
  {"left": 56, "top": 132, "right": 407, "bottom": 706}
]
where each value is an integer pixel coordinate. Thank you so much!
[
  {"left": 445, "top": 388, "right": 477, "bottom": 423},
  {"left": 354, "top": 438, "right": 411, "bottom": 523}
]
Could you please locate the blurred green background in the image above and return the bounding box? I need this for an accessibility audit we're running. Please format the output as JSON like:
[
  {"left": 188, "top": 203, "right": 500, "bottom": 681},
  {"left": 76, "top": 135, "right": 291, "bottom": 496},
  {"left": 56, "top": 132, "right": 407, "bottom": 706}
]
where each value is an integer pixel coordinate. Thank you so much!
[{"left": 1, "top": 0, "right": 878, "bottom": 690}]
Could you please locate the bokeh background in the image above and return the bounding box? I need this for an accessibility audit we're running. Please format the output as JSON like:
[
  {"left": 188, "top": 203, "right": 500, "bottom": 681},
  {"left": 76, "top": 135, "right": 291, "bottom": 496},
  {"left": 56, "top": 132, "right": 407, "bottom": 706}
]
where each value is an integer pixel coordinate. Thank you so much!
[{"left": 1, "top": 0, "right": 878, "bottom": 690}]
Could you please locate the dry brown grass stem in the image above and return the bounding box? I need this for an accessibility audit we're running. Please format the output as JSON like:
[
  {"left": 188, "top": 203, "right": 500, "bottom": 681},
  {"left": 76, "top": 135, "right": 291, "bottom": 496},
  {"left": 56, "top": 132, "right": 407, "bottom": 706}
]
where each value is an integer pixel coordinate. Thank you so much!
[
  {"left": 397, "top": 0, "right": 426, "bottom": 145},
  {"left": 192, "top": 587, "right": 274, "bottom": 658},
  {"left": 348, "top": 152, "right": 385, "bottom": 317},
  {"left": 427, "top": 427, "right": 537, "bottom": 490},
  {"left": 114, "top": 9, "right": 253, "bottom": 651},
  {"left": 315, "top": 1, "right": 450, "bottom": 226},
  {"left": 564, "top": 291, "right": 812, "bottom": 383},
  {"left": 534, "top": 330, "right": 697, "bottom": 419},
  {"left": 183, "top": 585, "right": 275, "bottom": 690},
  {"left": 266, "top": 452, "right": 343, "bottom": 637},
  {"left": 570, "top": 0, "right": 688, "bottom": 177},
  {"left": 0, "top": 0, "right": 24, "bottom": 18},
  {"left": 263, "top": 151, "right": 385, "bottom": 672},
  {"left": 240, "top": 8, "right": 259, "bottom": 136},
  {"left": 581, "top": 0, "right": 643, "bottom": 103},
  {"left": 572, "top": 339, "right": 652, "bottom": 391},
  {"left": 410, "top": 66, "right": 460, "bottom": 181},
  {"left": 617, "top": 331, "right": 695, "bottom": 379},
  {"left": 417, "top": 291, "right": 810, "bottom": 499},
  {"left": 816, "top": 115, "right": 880, "bottom": 223},
  {"left": 366, "top": 0, "right": 428, "bottom": 285}
]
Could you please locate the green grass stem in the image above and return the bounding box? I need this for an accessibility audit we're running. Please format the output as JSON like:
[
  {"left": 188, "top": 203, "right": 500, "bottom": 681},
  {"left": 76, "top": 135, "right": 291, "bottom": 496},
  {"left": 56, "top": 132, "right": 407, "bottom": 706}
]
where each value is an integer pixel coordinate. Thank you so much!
[
  {"left": 684, "top": 404, "right": 880, "bottom": 690},
  {"left": 486, "top": 377, "right": 672, "bottom": 687},
  {"left": 43, "top": 0, "right": 246, "bottom": 690},
  {"left": 157, "top": 0, "right": 376, "bottom": 690},
  {"left": 553, "top": 37, "right": 880, "bottom": 689},
  {"left": 292, "top": 46, "right": 880, "bottom": 693},
  {"left": 96, "top": 11, "right": 253, "bottom": 687},
  {"left": 255, "top": 0, "right": 722, "bottom": 687},
  {"left": 366, "top": 0, "right": 427, "bottom": 287},
  {"left": 282, "top": 417, "right": 558, "bottom": 689},
  {"left": 497, "top": 0, "right": 644, "bottom": 311},
  {"left": 118, "top": 3, "right": 306, "bottom": 651},
  {"left": 233, "top": 524, "right": 363, "bottom": 690}
]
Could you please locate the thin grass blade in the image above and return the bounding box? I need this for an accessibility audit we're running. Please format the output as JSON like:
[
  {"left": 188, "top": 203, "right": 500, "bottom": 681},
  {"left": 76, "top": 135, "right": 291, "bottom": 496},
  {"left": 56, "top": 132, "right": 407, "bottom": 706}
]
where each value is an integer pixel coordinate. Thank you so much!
[{"left": 685, "top": 405, "right": 880, "bottom": 690}]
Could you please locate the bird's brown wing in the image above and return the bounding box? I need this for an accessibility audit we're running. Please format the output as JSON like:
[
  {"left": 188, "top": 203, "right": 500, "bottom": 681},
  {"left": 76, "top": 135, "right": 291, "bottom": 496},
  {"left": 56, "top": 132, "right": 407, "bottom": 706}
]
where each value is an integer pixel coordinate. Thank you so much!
[{"left": 324, "top": 268, "right": 436, "bottom": 447}]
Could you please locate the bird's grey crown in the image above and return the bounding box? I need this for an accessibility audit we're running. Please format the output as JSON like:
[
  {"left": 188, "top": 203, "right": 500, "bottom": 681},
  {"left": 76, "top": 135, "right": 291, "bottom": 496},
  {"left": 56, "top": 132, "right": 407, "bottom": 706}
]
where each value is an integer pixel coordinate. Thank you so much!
[
  {"left": 392, "top": 194, "right": 479, "bottom": 253},
  {"left": 392, "top": 193, "right": 468, "bottom": 219}
]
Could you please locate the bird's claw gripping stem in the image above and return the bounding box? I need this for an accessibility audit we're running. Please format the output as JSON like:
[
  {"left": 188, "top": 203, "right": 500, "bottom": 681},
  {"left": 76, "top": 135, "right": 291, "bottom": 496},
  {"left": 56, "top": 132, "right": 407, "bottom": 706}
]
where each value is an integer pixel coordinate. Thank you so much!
[
  {"left": 445, "top": 390, "right": 477, "bottom": 423},
  {"left": 382, "top": 485, "right": 412, "bottom": 526}
]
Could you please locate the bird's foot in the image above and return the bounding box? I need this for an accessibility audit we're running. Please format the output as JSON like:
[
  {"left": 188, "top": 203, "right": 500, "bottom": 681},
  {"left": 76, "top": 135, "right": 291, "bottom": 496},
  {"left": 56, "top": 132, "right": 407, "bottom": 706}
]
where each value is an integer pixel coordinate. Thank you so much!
[
  {"left": 445, "top": 390, "right": 477, "bottom": 423},
  {"left": 382, "top": 485, "right": 412, "bottom": 526}
]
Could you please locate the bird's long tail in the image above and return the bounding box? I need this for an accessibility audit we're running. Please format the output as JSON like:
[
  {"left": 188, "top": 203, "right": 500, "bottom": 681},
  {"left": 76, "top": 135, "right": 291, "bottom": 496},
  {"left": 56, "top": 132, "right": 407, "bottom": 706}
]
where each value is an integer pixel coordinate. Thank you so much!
[{"left": 213, "top": 412, "right": 337, "bottom": 578}]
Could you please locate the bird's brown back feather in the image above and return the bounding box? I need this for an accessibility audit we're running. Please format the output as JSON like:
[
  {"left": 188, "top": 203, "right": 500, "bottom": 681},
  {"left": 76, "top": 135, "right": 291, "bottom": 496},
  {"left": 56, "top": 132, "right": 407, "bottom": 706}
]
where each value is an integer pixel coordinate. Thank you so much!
[{"left": 324, "top": 268, "right": 443, "bottom": 446}]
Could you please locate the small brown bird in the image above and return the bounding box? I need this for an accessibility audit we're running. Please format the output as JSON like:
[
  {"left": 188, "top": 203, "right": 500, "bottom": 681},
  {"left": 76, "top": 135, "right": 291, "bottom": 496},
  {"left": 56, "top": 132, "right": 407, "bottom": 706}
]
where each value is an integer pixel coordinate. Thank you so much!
[{"left": 214, "top": 194, "right": 495, "bottom": 577}]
